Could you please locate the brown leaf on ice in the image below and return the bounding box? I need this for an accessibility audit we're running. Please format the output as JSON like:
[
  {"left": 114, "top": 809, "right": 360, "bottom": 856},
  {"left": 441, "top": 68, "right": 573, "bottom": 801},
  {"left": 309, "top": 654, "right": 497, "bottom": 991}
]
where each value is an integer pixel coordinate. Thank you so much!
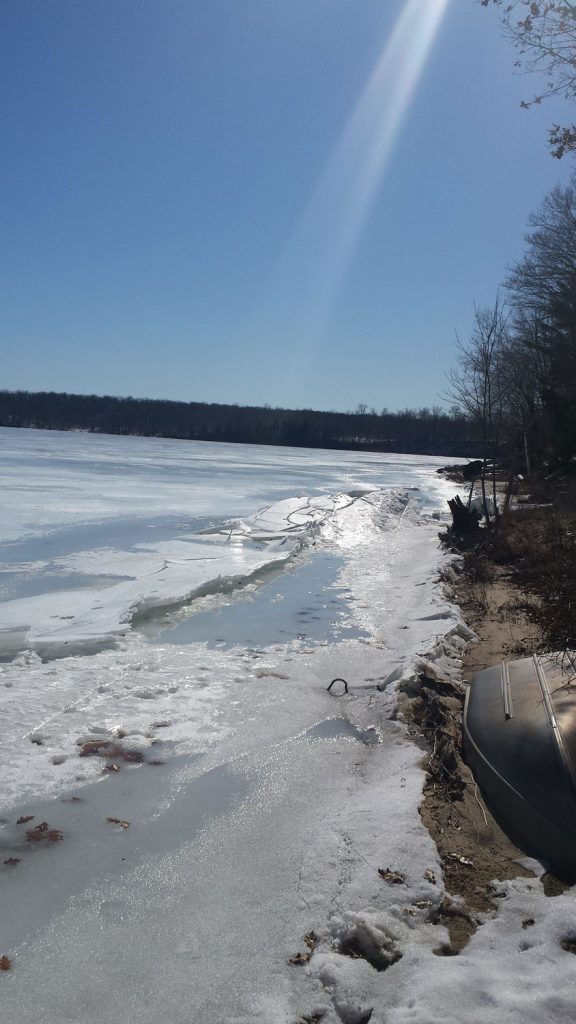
[
  {"left": 378, "top": 868, "right": 405, "bottom": 884},
  {"left": 0, "top": 956, "right": 12, "bottom": 971},
  {"left": 16, "top": 815, "right": 34, "bottom": 825},
  {"left": 3, "top": 858, "right": 20, "bottom": 866},
  {"left": 106, "top": 817, "right": 130, "bottom": 829},
  {"left": 103, "top": 763, "right": 121, "bottom": 773},
  {"left": 304, "top": 931, "right": 318, "bottom": 950},
  {"left": 424, "top": 869, "right": 437, "bottom": 884},
  {"left": 26, "top": 823, "right": 63, "bottom": 843}
]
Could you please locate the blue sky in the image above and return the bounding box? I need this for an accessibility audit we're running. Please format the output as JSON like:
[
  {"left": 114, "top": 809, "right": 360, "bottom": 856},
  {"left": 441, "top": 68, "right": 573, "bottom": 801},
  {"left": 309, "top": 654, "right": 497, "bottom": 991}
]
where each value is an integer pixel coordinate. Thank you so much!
[{"left": 2, "top": 0, "right": 574, "bottom": 413}]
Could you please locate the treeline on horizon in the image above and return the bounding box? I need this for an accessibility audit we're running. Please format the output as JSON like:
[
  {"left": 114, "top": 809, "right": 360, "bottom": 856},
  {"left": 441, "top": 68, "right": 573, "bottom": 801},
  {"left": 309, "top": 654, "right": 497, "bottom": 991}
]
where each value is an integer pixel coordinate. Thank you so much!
[{"left": 0, "top": 390, "right": 480, "bottom": 457}]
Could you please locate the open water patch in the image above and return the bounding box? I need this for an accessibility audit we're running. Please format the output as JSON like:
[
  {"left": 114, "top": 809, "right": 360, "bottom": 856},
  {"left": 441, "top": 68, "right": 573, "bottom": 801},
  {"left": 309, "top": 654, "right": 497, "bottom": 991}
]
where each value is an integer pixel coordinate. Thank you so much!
[{"left": 149, "top": 552, "right": 369, "bottom": 649}]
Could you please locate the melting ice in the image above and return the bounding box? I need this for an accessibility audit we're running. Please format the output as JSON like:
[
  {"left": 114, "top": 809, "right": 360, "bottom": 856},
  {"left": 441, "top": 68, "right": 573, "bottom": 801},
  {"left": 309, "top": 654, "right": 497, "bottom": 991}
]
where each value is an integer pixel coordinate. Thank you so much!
[{"left": 7, "top": 429, "right": 561, "bottom": 1024}]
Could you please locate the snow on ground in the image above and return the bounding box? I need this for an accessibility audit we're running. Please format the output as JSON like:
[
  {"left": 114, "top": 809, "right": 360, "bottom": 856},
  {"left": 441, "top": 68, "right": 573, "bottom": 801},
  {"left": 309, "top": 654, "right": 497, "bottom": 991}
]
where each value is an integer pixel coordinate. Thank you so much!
[{"left": 1, "top": 430, "right": 575, "bottom": 1023}]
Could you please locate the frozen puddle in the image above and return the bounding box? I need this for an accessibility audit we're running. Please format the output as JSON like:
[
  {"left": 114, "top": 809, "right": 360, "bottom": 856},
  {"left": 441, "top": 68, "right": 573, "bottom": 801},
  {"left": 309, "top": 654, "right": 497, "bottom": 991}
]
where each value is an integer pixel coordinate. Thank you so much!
[
  {"left": 148, "top": 552, "right": 369, "bottom": 648},
  {"left": 304, "top": 716, "right": 380, "bottom": 745}
]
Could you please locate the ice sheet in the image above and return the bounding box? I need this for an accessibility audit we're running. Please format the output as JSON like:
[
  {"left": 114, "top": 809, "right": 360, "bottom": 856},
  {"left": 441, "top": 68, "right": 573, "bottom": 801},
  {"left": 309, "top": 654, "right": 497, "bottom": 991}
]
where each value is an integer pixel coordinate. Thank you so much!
[{"left": 7, "top": 432, "right": 570, "bottom": 1023}]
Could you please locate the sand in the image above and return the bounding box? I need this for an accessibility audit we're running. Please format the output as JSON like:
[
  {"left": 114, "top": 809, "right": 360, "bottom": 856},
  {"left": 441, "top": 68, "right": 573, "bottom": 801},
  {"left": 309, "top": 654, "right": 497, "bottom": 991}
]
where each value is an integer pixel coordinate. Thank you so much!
[{"left": 410, "top": 557, "right": 564, "bottom": 953}]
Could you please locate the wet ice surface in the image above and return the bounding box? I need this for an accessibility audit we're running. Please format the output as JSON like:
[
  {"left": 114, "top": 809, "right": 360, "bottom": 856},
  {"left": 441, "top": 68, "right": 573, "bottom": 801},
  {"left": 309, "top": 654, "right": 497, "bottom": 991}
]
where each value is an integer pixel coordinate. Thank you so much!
[
  {"left": 151, "top": 551, "right": 368, "bottom": 647},
  {"left": 0, "top": 431, "right": 454, "bottom": 661},
  {"left": 303, "top": 716, "right": 380, "bottom": 745},
  {"left": 0, "top": 513, "right": 223, "bottom": 567}
]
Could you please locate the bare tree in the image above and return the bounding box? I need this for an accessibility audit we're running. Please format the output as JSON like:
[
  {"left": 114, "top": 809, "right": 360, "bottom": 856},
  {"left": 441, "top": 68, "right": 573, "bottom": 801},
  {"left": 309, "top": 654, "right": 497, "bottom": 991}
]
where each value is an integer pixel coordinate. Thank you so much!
[
  {"left": 506, "top": 176, "right": 576, "bottom": 460},
  {"left": 447, "top": 298, "right": 509, "bottom": 525},
  {"left": 499, "top": 313, "right": 550, "bottom": 475}
]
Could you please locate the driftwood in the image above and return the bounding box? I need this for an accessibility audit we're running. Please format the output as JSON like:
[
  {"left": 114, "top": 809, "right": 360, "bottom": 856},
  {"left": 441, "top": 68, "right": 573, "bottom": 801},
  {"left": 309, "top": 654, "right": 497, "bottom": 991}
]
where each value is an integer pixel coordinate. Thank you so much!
[{"left": 447, "top": 495, "right": 480, "bottom": 533}]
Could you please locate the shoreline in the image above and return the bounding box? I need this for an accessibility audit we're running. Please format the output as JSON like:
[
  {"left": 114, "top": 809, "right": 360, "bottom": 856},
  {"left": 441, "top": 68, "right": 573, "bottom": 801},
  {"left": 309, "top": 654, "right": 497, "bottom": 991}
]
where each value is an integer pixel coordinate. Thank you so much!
[{"left": 412, "top": 519, "right": 571, "bottom": 953}]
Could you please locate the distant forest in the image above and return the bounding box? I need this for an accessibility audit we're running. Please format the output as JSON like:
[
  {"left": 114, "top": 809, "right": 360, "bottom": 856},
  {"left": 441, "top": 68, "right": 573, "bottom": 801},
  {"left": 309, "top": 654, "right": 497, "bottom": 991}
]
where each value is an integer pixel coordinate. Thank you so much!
[{"left": 0, "top": 390, "right": 480, "bottom": 456}]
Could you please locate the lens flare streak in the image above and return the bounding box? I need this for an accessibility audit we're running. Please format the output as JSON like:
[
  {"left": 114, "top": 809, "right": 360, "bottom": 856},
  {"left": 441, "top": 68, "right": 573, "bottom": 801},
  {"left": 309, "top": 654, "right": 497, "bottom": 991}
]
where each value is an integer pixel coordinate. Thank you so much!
[{"left": 256, "top": 0, "right": 451, "bottom": 345}]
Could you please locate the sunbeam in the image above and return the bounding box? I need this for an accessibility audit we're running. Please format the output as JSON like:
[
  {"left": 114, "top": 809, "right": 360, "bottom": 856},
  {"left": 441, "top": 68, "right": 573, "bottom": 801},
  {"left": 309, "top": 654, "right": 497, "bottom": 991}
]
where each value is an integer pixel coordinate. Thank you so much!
[{"left": 253, "top": 0, "right": 451, "bottom": 349}]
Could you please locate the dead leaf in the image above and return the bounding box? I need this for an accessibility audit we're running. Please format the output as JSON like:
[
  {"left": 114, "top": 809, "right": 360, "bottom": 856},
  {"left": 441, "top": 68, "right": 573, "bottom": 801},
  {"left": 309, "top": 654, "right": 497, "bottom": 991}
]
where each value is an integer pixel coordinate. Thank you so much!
[
  {"left": 3, "top": 858, "right": 20, "bottom": 866},
  {"left": 0, "top": 956, "right": 12, "bottom": 971},
  {"left": 103, "top": 763, "right": 121, "bottom": 773},
  {"left": 26, "top": 823, "right": 63, "bottom": 843},
  {"left": 424, "top": 869, "right": 437, "bottom": 884},
  {"left": 304, "top": 931, "right": 318, "bottom": 950},
  {"left": 288, "top": 952, "right": 310, "bottom": 966},
  {"left": 106, "top": 817, "right": 130, "bottom": 829},
  {"left": 378, "top": 868, "right": 405, "bottom": 884},
  {"left": 16, "top": 815, "right": 34, "bottom": 825}
]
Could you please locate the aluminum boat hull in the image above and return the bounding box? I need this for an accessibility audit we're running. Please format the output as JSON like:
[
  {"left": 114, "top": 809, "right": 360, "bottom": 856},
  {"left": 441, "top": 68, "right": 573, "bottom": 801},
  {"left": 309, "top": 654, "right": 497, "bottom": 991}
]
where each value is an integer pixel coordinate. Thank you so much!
[{"left": 463, "top": 653, "right": 576, "bottom": 878}]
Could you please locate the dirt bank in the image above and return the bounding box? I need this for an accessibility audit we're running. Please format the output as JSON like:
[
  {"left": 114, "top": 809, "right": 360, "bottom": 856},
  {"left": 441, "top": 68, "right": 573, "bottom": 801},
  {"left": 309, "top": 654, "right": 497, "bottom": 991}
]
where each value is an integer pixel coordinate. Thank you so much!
[{"left": 409, "top": 496, "right": 574, "bottom": 953}]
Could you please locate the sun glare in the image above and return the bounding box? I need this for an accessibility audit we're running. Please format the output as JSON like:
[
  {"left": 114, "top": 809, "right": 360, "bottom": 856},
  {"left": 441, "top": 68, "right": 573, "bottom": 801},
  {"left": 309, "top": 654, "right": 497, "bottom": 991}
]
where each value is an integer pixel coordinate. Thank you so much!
[{"left": 254, "top": 0, "right": 451, "bottom": 347}]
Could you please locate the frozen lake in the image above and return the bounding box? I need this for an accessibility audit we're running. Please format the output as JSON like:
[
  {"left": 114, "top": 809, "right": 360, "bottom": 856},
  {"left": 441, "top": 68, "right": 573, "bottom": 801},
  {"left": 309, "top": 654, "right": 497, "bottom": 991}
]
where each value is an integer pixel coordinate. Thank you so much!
[{"left": 1, "top": 427, "right": 473, "bottom": 1023}]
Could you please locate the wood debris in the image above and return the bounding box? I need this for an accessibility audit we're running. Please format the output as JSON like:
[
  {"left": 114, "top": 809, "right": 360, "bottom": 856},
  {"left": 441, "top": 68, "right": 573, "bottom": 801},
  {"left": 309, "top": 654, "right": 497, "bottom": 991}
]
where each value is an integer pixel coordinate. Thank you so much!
[
  {"left": 3, "top": 858, "right": 20, "bottom": 867},
  {"left": 106, "top": 817, "right": 130, "bottom": 829},
  {"left": 16, "top": 815, "right": 34, "bottom": 825}
]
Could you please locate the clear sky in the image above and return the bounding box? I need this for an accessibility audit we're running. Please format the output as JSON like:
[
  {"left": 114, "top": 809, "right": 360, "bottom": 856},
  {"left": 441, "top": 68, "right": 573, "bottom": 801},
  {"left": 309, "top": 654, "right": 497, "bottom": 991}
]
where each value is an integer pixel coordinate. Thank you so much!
[{"left": 2, "top": 0, "right": 575, "bottom": 413}]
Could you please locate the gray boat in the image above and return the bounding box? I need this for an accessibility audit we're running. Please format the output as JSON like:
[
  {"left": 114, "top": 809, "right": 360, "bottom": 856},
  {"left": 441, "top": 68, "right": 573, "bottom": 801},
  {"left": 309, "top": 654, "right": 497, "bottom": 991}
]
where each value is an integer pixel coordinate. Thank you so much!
[{"left": 463, "top": 652, "right": 576, "bottom": 878}]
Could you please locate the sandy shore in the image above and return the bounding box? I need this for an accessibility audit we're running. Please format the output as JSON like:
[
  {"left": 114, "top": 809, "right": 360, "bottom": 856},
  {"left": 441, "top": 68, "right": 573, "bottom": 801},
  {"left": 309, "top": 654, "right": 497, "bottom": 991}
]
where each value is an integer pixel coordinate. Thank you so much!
[{"left": 411, "top": 551, "right": 567, "bottom": 953}]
